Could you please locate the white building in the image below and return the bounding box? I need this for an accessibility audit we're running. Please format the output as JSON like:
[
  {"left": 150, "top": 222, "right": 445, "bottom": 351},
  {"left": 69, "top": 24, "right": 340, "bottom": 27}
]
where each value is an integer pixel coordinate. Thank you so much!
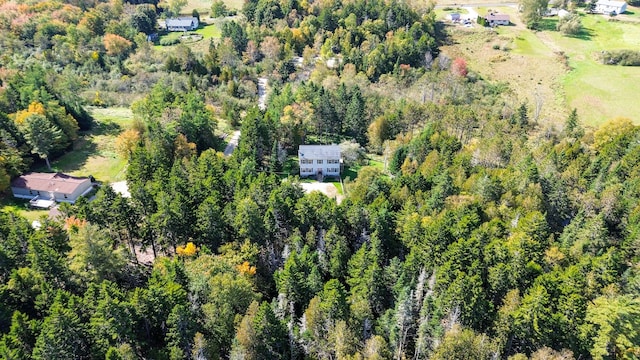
[
  {"left": 595, "top": 0, "right": 627, "bottom": 14},
  {"left": 298, "top": 145, "right": 342, "bottom": 178},
  {"left": 165, "top": 17, "right": 199, "bottom": 32},
  {"left": 484, "top": 13, "right": 510, "bottom": 26}
]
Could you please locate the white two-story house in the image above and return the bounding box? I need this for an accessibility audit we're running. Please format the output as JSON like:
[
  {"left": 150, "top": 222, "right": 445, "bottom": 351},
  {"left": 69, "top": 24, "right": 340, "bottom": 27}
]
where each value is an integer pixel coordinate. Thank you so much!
[{"left": 298, "top": 145, "right": 342, "bottom": 179}]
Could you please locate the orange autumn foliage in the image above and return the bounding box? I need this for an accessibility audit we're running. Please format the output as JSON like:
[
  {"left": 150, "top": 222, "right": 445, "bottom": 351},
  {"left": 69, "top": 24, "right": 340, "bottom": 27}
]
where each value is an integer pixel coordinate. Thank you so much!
[{"left": 64, "top": 216, "right": 87, "bottom": 233}]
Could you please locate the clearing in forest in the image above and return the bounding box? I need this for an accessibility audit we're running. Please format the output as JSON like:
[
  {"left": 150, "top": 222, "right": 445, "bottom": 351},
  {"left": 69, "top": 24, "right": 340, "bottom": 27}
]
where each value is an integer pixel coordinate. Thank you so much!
[
  {"left": 44, "top": 107, "right": 133, "bottom": 183},
  {"left": 440, "top": 5, "right": 640, "bottom": 128}
]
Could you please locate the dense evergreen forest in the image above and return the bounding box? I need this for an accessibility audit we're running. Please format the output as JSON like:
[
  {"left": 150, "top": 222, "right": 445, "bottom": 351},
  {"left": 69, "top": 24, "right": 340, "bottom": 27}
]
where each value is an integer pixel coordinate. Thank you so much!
[{"left": 1, "top": 0, "right": 640, "bottom": 359}]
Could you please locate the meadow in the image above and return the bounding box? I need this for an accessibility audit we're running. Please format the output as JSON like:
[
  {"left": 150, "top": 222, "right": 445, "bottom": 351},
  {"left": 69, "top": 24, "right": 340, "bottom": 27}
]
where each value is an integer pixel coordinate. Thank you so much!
[
  {"left": 44, "top": 107, "right": 133, "bottom": 183},
  {"left": 183, "top": 0, "right": 245, "bottom": 15},
  {"left": 441, "top": 6, "right": 640, "bottom": 127}
]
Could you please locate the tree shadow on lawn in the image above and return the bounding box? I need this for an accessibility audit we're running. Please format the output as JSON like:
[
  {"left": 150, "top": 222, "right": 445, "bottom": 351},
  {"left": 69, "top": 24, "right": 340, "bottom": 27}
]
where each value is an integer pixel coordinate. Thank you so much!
[
  {"left": 538, "top": 18, "right": 559, "bottom": 31},
  {"left": 44, "top": 137, "right": 99, "bottom": 174},
  {"left": 537, "top": 18, "right": 594, "bottom": 40},
  {"left": 88, "top": 119, "right": 123, "bottom": 137},
  {"left": 566, "top": 27, "right": 594, "bottom": 40}
]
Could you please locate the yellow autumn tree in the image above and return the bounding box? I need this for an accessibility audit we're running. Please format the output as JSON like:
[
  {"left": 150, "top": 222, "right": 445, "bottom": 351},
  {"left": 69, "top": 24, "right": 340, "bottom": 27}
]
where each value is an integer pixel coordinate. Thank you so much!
[
  {"left": 236, "top": 261, "right": 257, "bottom": 276},
  {"left": 115, "top": 129, "right": 140, "bottom": 159},
  {"left": 176, "top": 242, "right": 198, "bottom": 257},
  {"left": 14, "top": 101, "right": 46, "bottom": 125}
]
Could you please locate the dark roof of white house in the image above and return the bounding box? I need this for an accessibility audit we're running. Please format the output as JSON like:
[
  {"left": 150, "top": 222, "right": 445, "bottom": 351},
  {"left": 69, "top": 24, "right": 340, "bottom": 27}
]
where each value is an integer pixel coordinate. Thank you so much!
[{"left": 166, "top": 17, "right": 198, "bottom": 28}]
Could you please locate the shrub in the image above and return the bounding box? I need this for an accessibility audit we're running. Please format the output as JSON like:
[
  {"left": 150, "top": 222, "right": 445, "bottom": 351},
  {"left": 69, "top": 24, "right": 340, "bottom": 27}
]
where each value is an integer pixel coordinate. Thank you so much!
[
  {"left": 600, "top": 50, "right": 640, "bottom": 66},
  {"left": 159, "top": 37, "right": 180, "bottom": 46},
  {"left": 492, "top": 44, "right": 500, "bottom": 50},
  {"left": 556, "top": 13, "right": 582, "bottom": 35}
]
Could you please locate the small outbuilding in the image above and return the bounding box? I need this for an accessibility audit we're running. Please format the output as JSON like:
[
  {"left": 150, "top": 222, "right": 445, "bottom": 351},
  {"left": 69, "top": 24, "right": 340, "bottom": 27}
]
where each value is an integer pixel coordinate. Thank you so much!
[
  {"left": 165, "top": 17, "right": 199, "bottom": 32},
  {"left": 11, "top": 172, "right": 93, "bottom": 206},
  {"left": 595, "top": 0, "right": 627, "bottom": 14},
  {"left": 298, "top": 145, "right": 342, "bottom": 179},
  {"left": 448, "top": 13, "right": 461, "bottom": 22}
]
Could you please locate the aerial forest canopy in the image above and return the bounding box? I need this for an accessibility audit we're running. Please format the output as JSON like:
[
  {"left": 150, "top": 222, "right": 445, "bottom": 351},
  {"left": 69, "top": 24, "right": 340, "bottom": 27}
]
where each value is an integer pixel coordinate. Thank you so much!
[{"left": 0, "top": 0, "right": 639, "bottom": 359}]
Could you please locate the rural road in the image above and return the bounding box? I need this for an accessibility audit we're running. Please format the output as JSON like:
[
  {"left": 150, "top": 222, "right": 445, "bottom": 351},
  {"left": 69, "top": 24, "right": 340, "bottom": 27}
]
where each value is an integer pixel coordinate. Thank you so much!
[
  {"left": 223, "top": 131, "right": 241, "bottom": 156},
  {"left": 257, "top": 77, "right": 268, "bottom": 111},
  {"left": 222, "top": 78, "right": 266, "bottom": 156}
]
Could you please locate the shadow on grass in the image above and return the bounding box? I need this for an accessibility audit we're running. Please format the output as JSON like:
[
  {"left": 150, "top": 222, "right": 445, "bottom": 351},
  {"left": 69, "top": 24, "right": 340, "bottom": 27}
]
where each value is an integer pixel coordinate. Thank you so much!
[
  {"left": 565, "top": 27, "right": 594, "bottom": 40},
  {"left": 89, "top": 119, "right": 123, "bottom": 136},
  {"left": 45, "top": 137, "right": 98, "bottom": 174},
  {"left": 538, "top": 18, "right": 559, "bottom": 31},
  {"left": 537, "top": 18, "right": 594, "bottom": 40}
]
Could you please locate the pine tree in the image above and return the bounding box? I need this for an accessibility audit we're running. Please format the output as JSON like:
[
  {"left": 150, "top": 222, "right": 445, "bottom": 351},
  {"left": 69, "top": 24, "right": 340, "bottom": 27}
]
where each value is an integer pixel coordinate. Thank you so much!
[
  {"left": 20, "top": 114, "right": 63, "bottom": 170},
  {"left": 564, "top": 108, "right": 583, "bottom": 138},
  {"left": 345, "top": 87, "right": 366, "bottom": 145},
  {"left": 517, "top": 103, "right": 529, "bottom": 128},
  {"left": 269, "top": 140, "right": 281, "bottom": 173}
]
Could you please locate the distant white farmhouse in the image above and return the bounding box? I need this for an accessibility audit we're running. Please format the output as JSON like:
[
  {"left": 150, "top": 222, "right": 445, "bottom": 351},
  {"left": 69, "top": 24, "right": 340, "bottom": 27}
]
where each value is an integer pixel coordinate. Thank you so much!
[
  {"left": 11, "top": 172, "right": 93, "bottom": 207},
  {"left": 165, "top": 17, "right": 199, "bottom": 32},
  {"left": 595, "top": 0, "right": 627, "bottom": 14},
  {"left": 298, "top": 145, "right": 342, "bottom": 179},
  {"left": 484, "top": 13, "right": 510, "bottom": 26}
]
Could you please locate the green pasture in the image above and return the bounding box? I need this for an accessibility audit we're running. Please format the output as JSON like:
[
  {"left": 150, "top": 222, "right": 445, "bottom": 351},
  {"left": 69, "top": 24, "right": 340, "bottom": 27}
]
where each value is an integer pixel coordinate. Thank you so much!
[
  {"left": 45, "top": 107, "right": 133, "bottom": 183},
  {"left": 550, "top": 15, "right": 640, "bottom": 126},
  {"left": 479, "top": 11, "right": 640, "bottom": 126},
  {"left": 183, "top": 0, "right": 244, "bottom": 15}
]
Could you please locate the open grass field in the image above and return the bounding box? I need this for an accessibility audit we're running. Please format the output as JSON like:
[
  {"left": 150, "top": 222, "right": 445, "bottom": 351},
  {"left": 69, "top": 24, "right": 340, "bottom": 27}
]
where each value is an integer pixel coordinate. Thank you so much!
[
  {"left": 154, "top": 22, "right": 221, "bottom": 53},
  {"left": 441, "top": 7, "right": 640, "bottom": 128},
  {"left": 44, "top": 107, "right": 133, "bottom": 184},
  {"left": 548, "top": 15, "right": 640, "bottom": 126},
  {"left": 195, "top": 22, "right": 222, "bottom": 38},
  {"left": 182, "top": 0, "right": 244, "bottom": 15}
]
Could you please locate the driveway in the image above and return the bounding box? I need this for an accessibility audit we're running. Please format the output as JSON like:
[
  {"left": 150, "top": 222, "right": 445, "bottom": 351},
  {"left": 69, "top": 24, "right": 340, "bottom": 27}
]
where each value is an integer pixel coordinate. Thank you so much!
[
  {"left": 257, "top": 77, "right": 268, "bottom": 110},
  {"left": 223, "top": 131, "right": 241, "bottom": 156},
  {"left": 111, "top": 181, "right": 131, "bottom": 198},
  {"left": 299, "top": 182, "right": 344, "bottom": 204}
]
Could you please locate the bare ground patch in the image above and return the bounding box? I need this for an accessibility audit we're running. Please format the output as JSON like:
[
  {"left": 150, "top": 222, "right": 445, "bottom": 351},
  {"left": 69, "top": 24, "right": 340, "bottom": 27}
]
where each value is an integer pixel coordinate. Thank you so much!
[{"left": 299, "top": 182, "right": 344, "bottom": 204}]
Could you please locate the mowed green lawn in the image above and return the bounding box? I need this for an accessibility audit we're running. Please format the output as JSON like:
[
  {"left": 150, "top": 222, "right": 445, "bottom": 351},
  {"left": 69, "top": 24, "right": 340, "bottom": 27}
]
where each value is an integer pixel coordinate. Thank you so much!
[
  {"left": 195, "top": 22, "right": 222, "bottom": 38},
  {"left": 183, "top": 0, "right": 244, "bottom": 15},
  {"left": 154, "top": 23, "right": 221, "bottom": 53},
  {"left": 548, "top": 15, "right": 640, "bottom": 126},
  {"left": 46, "top": 107, "right": 133, "bottom": 183},
  {"left": 476, "top": 10, "right": 640, "bottom": 127},
  {"left": 0, "top": 197, "right": 49, "bottom": 224}
]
